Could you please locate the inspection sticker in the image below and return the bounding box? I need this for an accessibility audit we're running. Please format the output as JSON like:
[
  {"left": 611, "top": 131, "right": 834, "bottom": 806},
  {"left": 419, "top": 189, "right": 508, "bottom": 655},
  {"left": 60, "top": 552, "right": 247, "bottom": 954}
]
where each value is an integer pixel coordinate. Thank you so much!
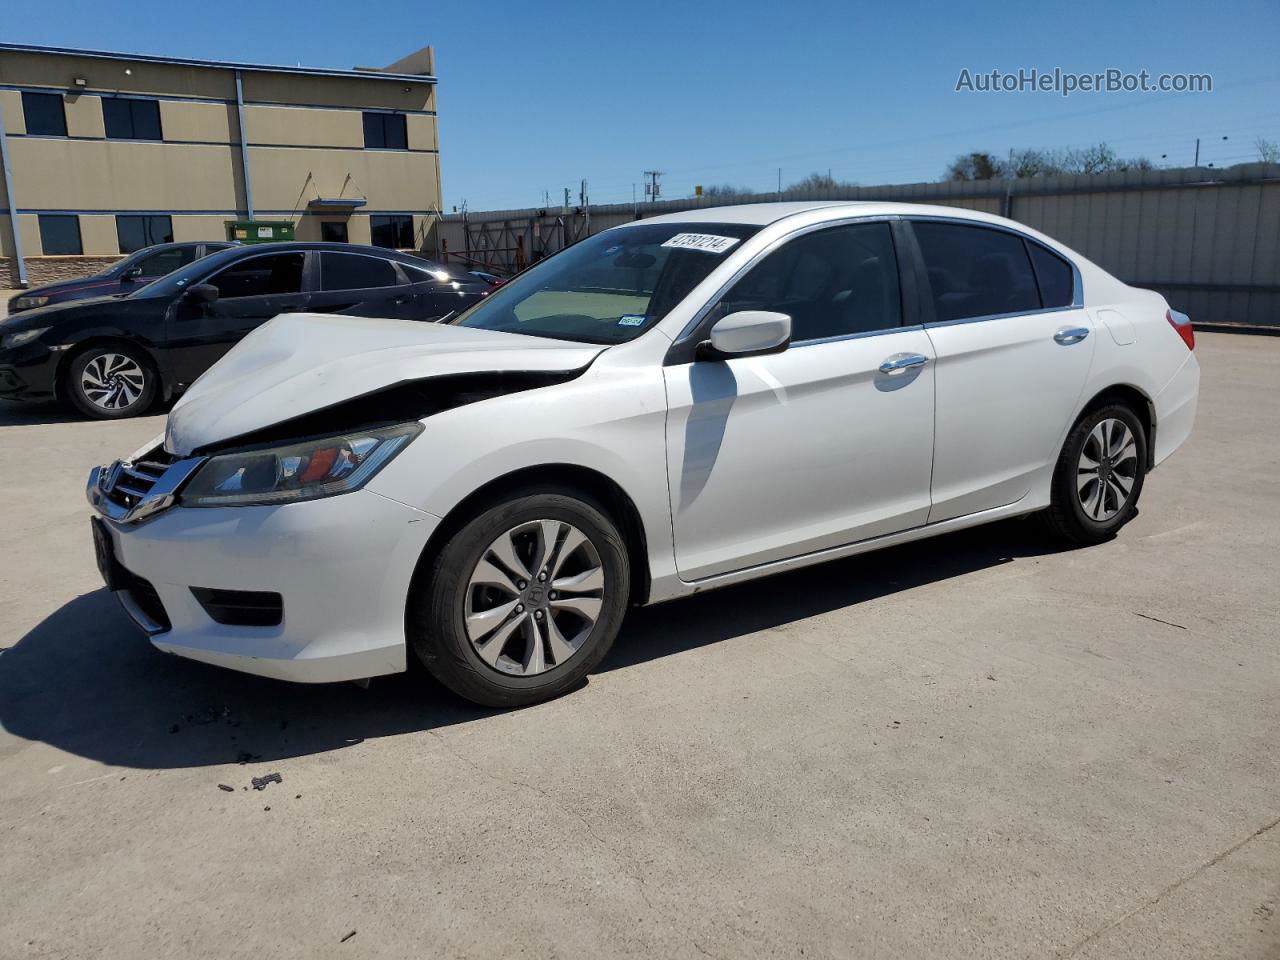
[
  {"left": 617, "top": 314, "right": 646, "bottom": 326},
  {"left": 661, "top": 233, "right": 741, "bottom": 254}
]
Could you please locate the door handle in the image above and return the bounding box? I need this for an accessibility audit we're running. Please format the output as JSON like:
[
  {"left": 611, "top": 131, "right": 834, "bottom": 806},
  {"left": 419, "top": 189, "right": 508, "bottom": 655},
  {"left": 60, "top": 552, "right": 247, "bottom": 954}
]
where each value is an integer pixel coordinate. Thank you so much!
[
  {"left": 878, "top": 353, "right": 929, "bottom": 374},
  {"left": 1054, "top": 326, "right": 1090, "bottom": 345}
]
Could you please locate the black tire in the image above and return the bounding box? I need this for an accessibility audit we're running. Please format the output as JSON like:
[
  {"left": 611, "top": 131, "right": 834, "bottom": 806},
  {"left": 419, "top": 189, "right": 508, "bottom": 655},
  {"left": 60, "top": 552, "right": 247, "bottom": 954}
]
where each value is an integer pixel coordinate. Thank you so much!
[
  {"left": 409, "top": 488, "right": 631, "bottom": 708},
  {"left": 1041, "top": 402, "right": 1148, "bottom": 545},
  {"left": 65, "top": 344, "right": 157, "bottom": 420}
]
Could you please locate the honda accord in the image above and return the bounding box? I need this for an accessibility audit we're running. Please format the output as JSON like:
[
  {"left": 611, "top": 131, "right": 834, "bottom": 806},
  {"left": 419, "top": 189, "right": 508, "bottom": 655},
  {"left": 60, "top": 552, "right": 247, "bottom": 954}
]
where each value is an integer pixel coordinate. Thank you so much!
[{"left": 85, "top": 202, "right": 1199, "bottom": 706}]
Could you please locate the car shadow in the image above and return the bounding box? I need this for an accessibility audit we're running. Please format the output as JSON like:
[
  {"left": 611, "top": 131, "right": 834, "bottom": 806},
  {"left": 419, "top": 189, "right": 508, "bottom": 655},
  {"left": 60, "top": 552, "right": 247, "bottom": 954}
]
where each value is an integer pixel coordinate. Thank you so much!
[
  {"left": 0, "top": 397, "right": 177, "bottom": 427},
  {"left": 0, "top": 400, "right": 84, "bottom": 426},
  {"left": 603, "top": 518, "right": 1066, "bottom": 672},
  {"left": 0, "top": 518, "right": 1069, "bottom": 771}
]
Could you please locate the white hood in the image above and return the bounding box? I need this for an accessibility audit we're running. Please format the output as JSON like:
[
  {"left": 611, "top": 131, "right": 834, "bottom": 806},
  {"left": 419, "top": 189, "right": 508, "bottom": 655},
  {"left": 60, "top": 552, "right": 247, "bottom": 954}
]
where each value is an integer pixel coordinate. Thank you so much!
[{"left": 165, "top": 313, "right": 606, "bottom": 455}]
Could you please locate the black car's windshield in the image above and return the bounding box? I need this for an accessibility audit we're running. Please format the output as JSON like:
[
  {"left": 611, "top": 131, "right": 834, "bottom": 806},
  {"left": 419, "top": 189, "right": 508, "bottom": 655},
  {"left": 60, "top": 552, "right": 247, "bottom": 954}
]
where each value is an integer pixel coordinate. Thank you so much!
[
  {"left": 450, "top": 222, "right": 761, "bottom": 344},
  {"left": 128, "top": 247, "right": 244, "bottom": 299}
]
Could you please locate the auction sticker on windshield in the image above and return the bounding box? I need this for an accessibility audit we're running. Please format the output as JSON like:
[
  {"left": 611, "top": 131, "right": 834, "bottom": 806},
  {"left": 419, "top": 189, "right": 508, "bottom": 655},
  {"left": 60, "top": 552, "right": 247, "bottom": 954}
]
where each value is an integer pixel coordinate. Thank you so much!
[{"left": 661, "top": 233, "right": 742, "bottom": 254}]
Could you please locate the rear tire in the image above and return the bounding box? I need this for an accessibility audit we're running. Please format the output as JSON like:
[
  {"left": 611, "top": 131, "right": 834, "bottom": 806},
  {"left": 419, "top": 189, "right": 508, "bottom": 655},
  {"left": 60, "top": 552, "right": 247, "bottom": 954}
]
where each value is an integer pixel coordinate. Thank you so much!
[
  {"left": 66, "top": 344, "right": 157, "bottom": 420},
  {"left": 408, "top": 488, "right": 630, "bottom": 708},
  {"left": 1041, "top": 402, "right": 1148, "bottom": 545}
]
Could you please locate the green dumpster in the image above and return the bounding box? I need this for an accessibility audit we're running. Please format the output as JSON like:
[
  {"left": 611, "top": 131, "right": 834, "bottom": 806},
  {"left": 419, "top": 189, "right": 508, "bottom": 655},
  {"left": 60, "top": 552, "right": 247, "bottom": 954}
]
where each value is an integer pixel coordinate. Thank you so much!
[{"left": 226, "top": 220, "right": 296, "bottom": 243}]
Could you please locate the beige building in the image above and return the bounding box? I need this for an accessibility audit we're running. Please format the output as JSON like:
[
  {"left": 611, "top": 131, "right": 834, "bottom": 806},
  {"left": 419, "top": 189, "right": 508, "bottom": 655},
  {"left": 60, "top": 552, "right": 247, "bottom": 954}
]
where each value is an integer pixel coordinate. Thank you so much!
[{"left": 0, "top": 42, "right": 441, "bottom": 286}]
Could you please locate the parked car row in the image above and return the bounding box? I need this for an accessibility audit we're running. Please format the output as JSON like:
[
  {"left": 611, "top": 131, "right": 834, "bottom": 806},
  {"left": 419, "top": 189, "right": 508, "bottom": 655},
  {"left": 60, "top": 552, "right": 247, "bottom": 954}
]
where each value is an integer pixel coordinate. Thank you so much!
[{"left": 1, "top": 241, "right": 492, "bottom": 418}]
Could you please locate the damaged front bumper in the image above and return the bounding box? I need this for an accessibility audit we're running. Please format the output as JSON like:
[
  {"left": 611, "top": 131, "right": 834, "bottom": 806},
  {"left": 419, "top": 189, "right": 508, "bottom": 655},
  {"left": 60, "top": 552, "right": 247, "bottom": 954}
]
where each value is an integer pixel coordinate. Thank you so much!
[{"left": 90, "top": 490, "right": 440, "bottom": 683}]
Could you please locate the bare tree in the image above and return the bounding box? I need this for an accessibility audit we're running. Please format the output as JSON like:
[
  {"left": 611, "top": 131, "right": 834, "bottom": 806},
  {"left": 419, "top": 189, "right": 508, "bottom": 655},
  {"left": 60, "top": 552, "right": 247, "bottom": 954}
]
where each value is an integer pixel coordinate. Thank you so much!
[
  {"left": 700, "top": 184, "right": 754, "bottom": 200},
  {"left": 944, "top": 143, "right": 1153, "bottom": 181},
  {"left": 1256, "top": 138, "right": 1280, "bottom": 164},
  {"left": 786, "top": 171, "right": 856, "bottom": 192}
]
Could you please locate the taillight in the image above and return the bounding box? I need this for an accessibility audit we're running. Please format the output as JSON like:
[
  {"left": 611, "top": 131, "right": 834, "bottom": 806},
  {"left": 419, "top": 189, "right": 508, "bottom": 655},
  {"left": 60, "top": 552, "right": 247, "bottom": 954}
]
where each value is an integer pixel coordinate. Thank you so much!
[{"left": 1167, "top": 310, "right": 1195, "bottom": 351}]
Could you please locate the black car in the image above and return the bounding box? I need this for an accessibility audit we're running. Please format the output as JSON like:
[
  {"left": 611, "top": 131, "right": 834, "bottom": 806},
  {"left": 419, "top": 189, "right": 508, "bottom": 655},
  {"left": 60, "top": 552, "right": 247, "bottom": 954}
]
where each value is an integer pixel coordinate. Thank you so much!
[
  {"left": 7, "top": 241, "right": 236, "bottom": 314},
  {"left": 0, "top": 242, "right": 489, "bottom": 419}
]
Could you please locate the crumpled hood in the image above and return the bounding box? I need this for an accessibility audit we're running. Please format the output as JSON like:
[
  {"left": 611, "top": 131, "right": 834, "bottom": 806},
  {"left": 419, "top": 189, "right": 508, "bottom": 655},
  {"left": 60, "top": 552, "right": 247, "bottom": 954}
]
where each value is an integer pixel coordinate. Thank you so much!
[{"left": 165, "top": 313, "right": 607, "bottom": 455}]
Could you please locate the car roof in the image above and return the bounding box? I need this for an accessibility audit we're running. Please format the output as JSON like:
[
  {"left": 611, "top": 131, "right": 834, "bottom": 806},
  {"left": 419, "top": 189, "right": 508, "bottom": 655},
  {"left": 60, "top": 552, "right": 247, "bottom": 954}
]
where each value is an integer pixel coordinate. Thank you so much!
[
  {"left": 132, "top": 240, "right": 234, "bottom": 252},
  {"left": 635, "top": 200, "right": 1015, "bottom": 228},
  {"left": 217, "top": 241, "right": 436, "bottom": 264}
]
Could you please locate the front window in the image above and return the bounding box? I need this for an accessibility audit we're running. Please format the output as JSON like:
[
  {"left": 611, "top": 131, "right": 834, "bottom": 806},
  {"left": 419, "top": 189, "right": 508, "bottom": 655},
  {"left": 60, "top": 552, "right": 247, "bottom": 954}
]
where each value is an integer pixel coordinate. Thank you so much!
[{"left": 451, "top": 222, "right": 761, "bottom": 345}]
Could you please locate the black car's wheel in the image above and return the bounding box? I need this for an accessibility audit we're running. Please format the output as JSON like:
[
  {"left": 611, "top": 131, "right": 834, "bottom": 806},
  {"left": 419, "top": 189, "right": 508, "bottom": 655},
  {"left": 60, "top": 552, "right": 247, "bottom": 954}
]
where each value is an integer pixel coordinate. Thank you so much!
[
  {"left": 1042, "top": 402, "right": 1148, "bottom": 545},
  {"left": 66, "top": 344, "right": 157, "bottom": 420},
  {"left": 409, "top": 488, "right": 630, "bottom": 708}
]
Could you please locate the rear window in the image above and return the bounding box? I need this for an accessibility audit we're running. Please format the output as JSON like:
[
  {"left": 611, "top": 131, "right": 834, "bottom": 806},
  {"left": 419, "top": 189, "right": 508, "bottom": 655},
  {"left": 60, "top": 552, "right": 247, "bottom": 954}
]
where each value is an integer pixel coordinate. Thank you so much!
[
  {"left": 320, "top": 252, "right": 399, "bottom": 291},
  {"left": 913, "top": 222, "right": 1040, "bottom": 322}
]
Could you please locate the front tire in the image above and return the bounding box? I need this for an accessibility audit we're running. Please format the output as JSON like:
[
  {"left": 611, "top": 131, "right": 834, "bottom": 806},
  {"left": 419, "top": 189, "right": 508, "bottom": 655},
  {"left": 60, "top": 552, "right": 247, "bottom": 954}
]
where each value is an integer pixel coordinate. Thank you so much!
[
  {"left": 409, "top": 489, "right": 630, "bottom": 707},
  {"left": 66, "top": 344, "right": 157, "bottom": 419},
  {"left": 1042, "top": 403, "right": 1148, "bottom": 545}
]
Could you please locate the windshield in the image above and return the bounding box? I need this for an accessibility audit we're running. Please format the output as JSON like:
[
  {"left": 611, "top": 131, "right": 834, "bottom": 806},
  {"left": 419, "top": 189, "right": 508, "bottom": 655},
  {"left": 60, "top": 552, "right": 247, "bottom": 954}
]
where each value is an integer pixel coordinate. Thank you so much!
[
  {"left": 450, "top": 222, "right": 760, "bottom": 344},
  {"left": 128, "top": 246, "right": 245, "bottom": 299}
]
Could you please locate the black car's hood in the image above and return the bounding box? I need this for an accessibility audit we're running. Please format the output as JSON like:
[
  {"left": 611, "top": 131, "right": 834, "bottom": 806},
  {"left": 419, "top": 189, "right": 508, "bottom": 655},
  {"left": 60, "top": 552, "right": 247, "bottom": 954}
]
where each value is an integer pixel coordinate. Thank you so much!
[
  {"left": 0, "top": 294, "right": 131, "bottom": 329},
  {"left": 14, "top": 274, "right": 117, "bottom": 301}
]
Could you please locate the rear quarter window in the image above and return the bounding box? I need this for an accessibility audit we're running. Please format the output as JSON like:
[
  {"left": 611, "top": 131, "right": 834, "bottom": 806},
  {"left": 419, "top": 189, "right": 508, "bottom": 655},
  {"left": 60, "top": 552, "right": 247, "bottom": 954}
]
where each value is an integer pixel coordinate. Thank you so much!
[{"left": 1028, "top": 242, "right": 1076, "bottom": 308}]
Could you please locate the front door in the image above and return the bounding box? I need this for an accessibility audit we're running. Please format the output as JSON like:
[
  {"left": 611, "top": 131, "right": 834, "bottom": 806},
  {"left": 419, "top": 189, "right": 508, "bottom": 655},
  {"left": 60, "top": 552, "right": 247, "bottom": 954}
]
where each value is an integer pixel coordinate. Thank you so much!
[
  {"left": 909, "top": 220, "right": 1096, "bottom": 522},
  {"left": 664, "top": 221, "right": 936, "bottom": 581},
  {"left": 167, "top": 250, "right": 309, "bottom": 386}
]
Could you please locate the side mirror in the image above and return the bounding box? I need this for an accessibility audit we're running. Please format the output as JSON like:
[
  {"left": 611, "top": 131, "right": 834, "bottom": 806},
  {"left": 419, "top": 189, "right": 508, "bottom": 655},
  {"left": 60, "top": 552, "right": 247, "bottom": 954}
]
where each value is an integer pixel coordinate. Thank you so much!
[
  {"left": 121, "top": 266, "right": 143, "bottom": 281},
  {"left": 697, "top": 311, "right": 791, "bottom": 361},
  {"left": 187, "top": 283, "right": 219, "bottom": 304}
]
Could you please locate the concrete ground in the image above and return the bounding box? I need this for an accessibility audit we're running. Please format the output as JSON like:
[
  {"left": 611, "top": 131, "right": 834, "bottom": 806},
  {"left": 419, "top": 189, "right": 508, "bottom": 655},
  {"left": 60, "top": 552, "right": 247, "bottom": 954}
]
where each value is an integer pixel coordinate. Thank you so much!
[{"left": 0, "top": 333, "right": 1276, "bottom": 960}]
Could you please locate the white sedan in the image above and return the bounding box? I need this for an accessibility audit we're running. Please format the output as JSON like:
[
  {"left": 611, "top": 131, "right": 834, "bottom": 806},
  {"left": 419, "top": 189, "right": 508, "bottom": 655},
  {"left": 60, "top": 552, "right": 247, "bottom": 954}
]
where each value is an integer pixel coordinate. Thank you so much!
[{"left": 87, "top": 202, "right": 1200, "bottom": 706}]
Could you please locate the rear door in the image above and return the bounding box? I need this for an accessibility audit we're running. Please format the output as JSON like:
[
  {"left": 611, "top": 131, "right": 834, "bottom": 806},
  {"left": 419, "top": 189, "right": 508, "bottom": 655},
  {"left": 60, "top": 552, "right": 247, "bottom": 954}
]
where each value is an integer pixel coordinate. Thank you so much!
[
  {"left": 167, "top": 250, "right": 309, "bottom": 386},
  {"left": 307, "top": 251, "right": 417, "bottom": 320},
  {"left": 909, "top": 220, "right": 1095, "bottom": 522}
]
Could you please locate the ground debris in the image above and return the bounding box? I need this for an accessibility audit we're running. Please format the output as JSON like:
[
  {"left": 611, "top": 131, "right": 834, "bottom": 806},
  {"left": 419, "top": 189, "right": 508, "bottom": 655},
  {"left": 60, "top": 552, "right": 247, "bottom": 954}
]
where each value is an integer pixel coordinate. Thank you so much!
[
  {"left": 217, "top": 784, "right": 235, "bottom": 793},
  {"left": 251, "top": 772, "right": 283, "bottom": 791},
  {"left": 340, "top": 930, "right": 357, "bottom": 944},
  {"left": 1134, "top": 612, "right": 1188, "bottom": 630}
]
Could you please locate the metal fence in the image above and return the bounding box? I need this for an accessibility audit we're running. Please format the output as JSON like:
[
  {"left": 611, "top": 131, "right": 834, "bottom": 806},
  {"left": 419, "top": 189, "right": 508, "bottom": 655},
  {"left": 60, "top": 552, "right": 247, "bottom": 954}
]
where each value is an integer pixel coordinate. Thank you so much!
[{"left": 439, "top": 163, "right": 1280, "bottom": 328}]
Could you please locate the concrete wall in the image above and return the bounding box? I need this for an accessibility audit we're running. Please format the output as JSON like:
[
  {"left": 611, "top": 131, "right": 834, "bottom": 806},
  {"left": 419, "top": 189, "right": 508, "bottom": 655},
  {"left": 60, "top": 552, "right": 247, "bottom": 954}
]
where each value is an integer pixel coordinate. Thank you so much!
[
  {"left": 0, "top": 44, "right": 442, "bottom": 273},
  {"left": 439, "top": 164, "right": 1280, "bottom": 328}
]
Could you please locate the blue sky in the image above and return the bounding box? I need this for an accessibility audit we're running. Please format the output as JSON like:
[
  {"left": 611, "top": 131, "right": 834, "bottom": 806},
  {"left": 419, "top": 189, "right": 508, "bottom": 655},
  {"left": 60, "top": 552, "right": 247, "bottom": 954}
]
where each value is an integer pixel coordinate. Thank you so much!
[{"left": 7, "top": 0, "right": 1279, "bottom": 211}]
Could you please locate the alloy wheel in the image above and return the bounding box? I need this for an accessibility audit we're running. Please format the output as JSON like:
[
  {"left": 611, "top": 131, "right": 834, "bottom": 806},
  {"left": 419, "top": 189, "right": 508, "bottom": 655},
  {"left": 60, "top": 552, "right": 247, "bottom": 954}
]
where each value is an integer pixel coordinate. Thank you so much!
[
  {"left": 464, "top": 519, "right": 605, "bottom": 676},
  {"left": 1076, "top": 418, "right": 1138, "bottom": 521},
  {"left": 81, "top": 353, "right": 146, "bottom": 411}
]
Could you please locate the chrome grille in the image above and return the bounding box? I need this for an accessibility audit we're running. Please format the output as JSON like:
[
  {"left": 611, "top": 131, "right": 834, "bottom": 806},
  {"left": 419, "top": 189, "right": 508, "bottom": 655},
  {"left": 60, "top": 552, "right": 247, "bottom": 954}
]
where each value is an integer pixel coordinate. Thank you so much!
[
  {"left": 99, "top": 454, "right": 176, "bottom": 513},
  {"left": 88, "top": 449, "right": 206, "bottom": 524}
]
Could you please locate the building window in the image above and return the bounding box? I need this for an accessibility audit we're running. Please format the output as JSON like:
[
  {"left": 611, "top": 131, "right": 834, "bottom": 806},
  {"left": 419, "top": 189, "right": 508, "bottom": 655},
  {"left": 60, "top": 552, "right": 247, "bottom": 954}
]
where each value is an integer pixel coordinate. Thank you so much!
[
  {"left": 103, "top": 98, "right": 163, "bottom": 141},
  {"left": 116, "top": 215, "right": 175, "bottom": 253},
  {"left": 21, "top": 92, "right": 67, "bottom": 137},
  {"left": 362, "top": 112, "right": 408, "bottom": 150},
  {"left": 321, "top": 221, "right": 349, "bottom": 243},
  {"left": 38, "top": 215, "right": 83, "bottom": 255},
  {"left": 370, "top": 215, "right": 415, "bottom": 249}
]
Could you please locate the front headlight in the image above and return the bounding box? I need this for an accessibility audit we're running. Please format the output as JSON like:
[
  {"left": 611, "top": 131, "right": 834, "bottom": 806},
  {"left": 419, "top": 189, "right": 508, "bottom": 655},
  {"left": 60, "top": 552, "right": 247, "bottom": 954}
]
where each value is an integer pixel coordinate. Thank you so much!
[
  {"left": 1, "top": 327, "right": 50, "bottom": 349},
  {"left": 179, "top": 422, "right": 422, "bottom": 507},
  {"left": 11, "top": 296, "right": 49, "bottom": 311}
]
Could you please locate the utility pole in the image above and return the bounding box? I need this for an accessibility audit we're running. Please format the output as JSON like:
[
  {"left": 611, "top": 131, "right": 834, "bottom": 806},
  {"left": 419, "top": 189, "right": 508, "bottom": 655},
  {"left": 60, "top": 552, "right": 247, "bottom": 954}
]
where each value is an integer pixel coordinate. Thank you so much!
[
  {"left": 580, "top": 179, "right": 589, "bottom": 235},
  {"left": 643, "top": 170, "right": 663, "bottom": 201},
  {"left": 1194, "top": 138, "right": 1199, "bottom": 166}
]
